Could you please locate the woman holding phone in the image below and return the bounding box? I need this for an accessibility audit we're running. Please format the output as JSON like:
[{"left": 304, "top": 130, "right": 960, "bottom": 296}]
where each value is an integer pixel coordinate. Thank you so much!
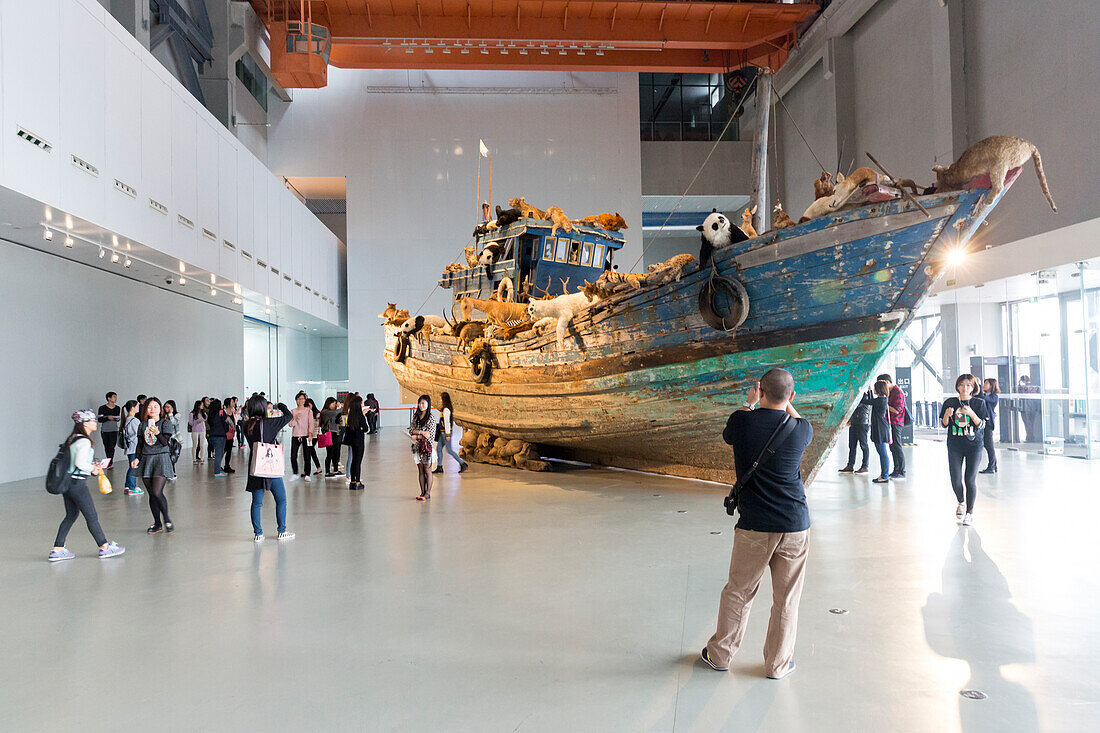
[
  {"left": 408, "top": 395, "right": 438, "bottom": 501},
  {"left": 940, "top": 374, "right": 989, "bottom": 526},
  {"left": 132, "top": 396, "right": 176, "bottom": 534}
]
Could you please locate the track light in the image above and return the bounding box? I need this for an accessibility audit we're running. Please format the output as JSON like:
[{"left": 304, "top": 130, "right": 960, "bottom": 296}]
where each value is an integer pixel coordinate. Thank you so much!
[
  {"left": 210, "top": 288, "right": 217, "bottom": 296},
  {"left": 99, "top": 248, "right": 105, "bottom": 258},
  {"left": 43, "top": 228, "right": 53, "bottom": 241},
  {"left": 111, "top": 252, "right": 120, "bottom": 263},
  {"left": 64, "top": 235, "right": 74, "bottom": 248},
  {"left": 178, "top": 277, "right": 186, "bottom": 285},
  {"left": 541, "top": 47, "right": 549, "bottom": 55},
  {"left": 519, "top": 48, "right": 528, "bottom": 55},
  {"left": 123, "top": 258, "right": 131, "bottom": 268}
]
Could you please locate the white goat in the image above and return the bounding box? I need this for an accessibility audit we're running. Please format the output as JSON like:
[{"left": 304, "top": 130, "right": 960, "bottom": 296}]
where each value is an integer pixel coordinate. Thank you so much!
[{"left": 527, "top": 292, "right": 596, "bottom": 350}]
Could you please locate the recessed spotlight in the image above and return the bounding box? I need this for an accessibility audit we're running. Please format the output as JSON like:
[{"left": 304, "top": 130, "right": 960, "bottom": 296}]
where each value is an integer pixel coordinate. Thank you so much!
[
  {"left": 123, "top": 258, "right": 131, "bottom": 267},
  {"left": 111, "top": 252, "right": 120, "bottom": 263},
  {"left": 65, "top": 236, "right": 74, "bottom": 248},
  {"left": 43, "top": 228, "right": 53, "bottom": 241},
  {"left": 178, "top": 277, "right": 186, "bottom": 285}
]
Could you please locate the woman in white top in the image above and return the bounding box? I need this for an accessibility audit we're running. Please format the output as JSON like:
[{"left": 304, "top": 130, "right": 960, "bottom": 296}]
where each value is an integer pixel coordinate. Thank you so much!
[
  {"left": 433, "top": 392, "right": 468, "bottom": 474},
  {"left": 49, "top": 410, "right": 125, "bottom": 562}
]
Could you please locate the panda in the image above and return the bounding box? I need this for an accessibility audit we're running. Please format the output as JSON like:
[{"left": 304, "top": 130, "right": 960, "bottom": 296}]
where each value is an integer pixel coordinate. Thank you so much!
[{"left": 696, "top": 209, "right": 747, "bottom": 267}]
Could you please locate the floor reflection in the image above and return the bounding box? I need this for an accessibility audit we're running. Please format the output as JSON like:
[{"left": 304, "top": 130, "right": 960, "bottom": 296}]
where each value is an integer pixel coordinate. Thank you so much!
[{"left": 922, "top": 528, "right": 1038, "bottom": 731}]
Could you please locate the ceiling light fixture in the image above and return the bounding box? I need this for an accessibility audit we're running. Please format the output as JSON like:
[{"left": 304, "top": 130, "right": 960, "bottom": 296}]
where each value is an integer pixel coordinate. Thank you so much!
[
  {"left": 210, "top": 288, "right": 217, "bottom": 296},
  {"left": 111, "top": 252, "right": 120, "bottom": 263},
  {"left": 519, "top": 48, "right": 528, "bottom": 55},
  {"left": 99, "top": 248, "right": 105, "bottom": 258},
  {"left": 179, "top": 277, "right": 186, "bottom": 285},
  {"left": 123, "top": 257, "right": 132, "bottom": 268},
  {"left": 65, "top": 235, "right": 74, "bottom": 248},
  {"left": 43, "top": 228, "right": 53, "bottom": 241},
  {"left": 265, "top": 308, "right": 271, "bottom": 315}
]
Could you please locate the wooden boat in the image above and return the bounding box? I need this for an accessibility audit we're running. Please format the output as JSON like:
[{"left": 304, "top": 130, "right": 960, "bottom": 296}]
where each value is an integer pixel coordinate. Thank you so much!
[{"left": 383, "top": 180, "right": 1014, "bottom": 484}]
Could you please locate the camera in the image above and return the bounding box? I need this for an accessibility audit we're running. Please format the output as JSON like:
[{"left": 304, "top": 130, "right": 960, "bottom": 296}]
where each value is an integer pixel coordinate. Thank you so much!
[{"left": 165, "top": 277, "right": 174, "bottom": 285}]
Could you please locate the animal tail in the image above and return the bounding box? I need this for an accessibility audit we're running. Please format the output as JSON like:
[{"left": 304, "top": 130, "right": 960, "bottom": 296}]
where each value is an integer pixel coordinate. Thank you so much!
[{"left": 1030, "top": 146, "right": 1057, "bottom": 212}]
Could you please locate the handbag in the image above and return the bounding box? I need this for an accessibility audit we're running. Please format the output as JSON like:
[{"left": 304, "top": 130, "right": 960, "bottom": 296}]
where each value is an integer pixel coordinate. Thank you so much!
[
  {"left": 250, "top": 441, "right": 285, "bottom": 478},
  {"left": 168, "top": 436, "right": 182, "bottom": 464},
  {"left": 318, "top": 431, "right": 333, "bottom": 448},
  {"left": 723, "top": 414, "right": 799, "bottom": 516}
]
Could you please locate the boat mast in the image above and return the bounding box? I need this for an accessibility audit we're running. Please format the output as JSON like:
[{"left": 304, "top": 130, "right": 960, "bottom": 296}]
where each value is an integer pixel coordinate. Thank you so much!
[{"left": 749, "top": 68, "right": 772, "bottom": 234}]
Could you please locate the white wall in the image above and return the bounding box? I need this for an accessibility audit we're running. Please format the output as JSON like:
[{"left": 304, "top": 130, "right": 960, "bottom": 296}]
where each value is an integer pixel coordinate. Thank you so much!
[
  {"left": 773, "top": 0, "right": 1100, "bottom": 249},
  {"left": 267, "top": 68, "right": 642, "bottom": 420},
  {"left": 0, "top": 241, "right": 243, "bottom": 485}
]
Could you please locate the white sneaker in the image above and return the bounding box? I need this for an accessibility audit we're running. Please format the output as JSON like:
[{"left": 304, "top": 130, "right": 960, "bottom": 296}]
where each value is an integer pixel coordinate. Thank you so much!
[
  {"left": 278, "top": 531, "right": 295, "bottom": 541},
  {"left": 956, "top": 502, "right": 965, "bottom": 518},
  {"left": 962, "top": 513, "right": 973, "bottom": 526},
  {"left": 254, "top": 534, "right": 265, "bottom": 543},
  {"left": 302, "top": 475, "right": 311, "bottom": 482},
  {"left": 767, "top": 661, "right": 796, "bottom": 680}
]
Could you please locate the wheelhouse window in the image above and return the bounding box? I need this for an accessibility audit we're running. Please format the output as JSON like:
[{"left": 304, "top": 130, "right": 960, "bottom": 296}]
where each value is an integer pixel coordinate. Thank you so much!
[
  {"left": 543, "top": 238, "right": 555, "bottom": 260},
  {"left": 581, "top": 243, "right": 593, "bottom": 266},
  {"left": 568, "top": 241, "right": 581, "bottom": 265},
  {"left": 555, "top": 237, "right": 570, "bottom": 263},
  {"left": 593, "top": 244, "right": 606, "bottom": 268}
]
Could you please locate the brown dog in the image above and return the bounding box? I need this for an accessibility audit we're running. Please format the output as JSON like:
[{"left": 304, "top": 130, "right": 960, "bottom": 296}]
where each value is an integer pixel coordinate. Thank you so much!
[{"left": 509, "top": 197, "right": 547, "bottom": 220}]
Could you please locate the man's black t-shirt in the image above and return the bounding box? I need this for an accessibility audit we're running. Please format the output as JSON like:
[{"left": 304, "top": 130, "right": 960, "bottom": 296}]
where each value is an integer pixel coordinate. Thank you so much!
[
  {"left": 97, "top": 403, "right": 121, "bottom": 432},
  {"left": 723, "top": 408, "right": 813, "bottom": 533},
  {"left": 939, "top": 397, "right": 988, "bottom": 449}
]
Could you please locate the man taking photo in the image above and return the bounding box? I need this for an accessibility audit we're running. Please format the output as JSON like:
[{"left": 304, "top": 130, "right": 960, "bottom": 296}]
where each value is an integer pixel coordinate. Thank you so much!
[{"left": 702, "top": 367, "right": 813, "bottom": 679}]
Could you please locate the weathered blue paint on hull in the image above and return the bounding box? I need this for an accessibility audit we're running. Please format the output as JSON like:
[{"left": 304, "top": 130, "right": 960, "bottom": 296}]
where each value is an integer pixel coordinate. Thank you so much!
[{"left": 384, "top": 185, "right": 1008, "bottom": 484}]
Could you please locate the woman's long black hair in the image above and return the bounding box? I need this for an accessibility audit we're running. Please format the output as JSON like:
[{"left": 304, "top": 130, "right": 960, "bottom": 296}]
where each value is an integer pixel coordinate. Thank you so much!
[
  {"left": 440, "top": 392, "right": 453, "bottom": 412},
  {"left": 414, "top": 394, "right": 433, "bottom": 429},
  {"left": 66, "top": 420, "right": 95, "bottom": 447},
  {"left": 191, "top": 400, "right": 204, "bottom": 420},
  {"left": 347, "top": 394, "right": 365, "bottom": 430}
]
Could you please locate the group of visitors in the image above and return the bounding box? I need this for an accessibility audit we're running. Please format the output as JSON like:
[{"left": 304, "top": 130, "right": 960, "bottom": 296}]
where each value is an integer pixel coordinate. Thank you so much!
[
  {"left": 49, "top": 388, "right": 472, "bottom": 555},
  {"left": 838, "top": 373, "right": 999, "bottom": 525}
]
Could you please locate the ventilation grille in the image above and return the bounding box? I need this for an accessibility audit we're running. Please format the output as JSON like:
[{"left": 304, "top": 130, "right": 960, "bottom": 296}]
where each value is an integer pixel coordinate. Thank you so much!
[
  {"left": 305, "top": 285, "right": 312, "bottom": 293},
  {"left": 304, "top": 197, "right": 346, "bottom": 215},
  {"left": 71, "top": 154, "right": 99, "bottom": 177},
  {"left": 270, "top": 267, "right": 279, "bottom": 275},
  {"left": 241, "top": 250, "right": 253, "bottom": 261},
  {"left": 16, "top": 126, "right": 52, "bottom": 151},
  {"left": 149, "top": 198, "right": 168, "bottom": 215},
  {"left": 114, "top": 179, "right": 137, "bottom": 198},
  {"left": 294, "top": 280, "right": 302, "bottom": 287},
  {"left": 201, "top": 228, "right": 216, "bottom": 241},
  {"left": 256, "top": 259, "right": 267, "bottom": 269},
  {"left": 284, "top": 274, "right": 292, "bottom": 282},
  {"left": 222, "top": 238, "right": 235, "bottom": 250},
  {"left": 177, "top": 214, "right": 194, "bottom": 229}
]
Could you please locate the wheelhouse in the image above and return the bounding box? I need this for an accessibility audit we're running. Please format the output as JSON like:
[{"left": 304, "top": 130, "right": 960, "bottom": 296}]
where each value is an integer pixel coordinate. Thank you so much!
[{"left": 438, "top": 218, "right": 625, "bottom": 303}]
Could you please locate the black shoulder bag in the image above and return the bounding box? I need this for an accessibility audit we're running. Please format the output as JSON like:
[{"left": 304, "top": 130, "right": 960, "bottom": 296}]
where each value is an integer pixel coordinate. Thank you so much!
[{"left": 723, "top": 414, "right": 799, "bottom": 516}]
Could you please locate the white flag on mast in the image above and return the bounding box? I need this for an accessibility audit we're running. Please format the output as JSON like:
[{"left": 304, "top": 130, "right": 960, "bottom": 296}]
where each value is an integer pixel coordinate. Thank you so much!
[{"left": 479, "top": 139, "right": 489, "bottom": 157}]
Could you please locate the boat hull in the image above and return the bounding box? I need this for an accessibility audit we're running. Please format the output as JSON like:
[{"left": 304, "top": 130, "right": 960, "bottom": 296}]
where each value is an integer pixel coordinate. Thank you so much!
[{"left": 384, "top": 186, "right": 1006, "bottom": 485}]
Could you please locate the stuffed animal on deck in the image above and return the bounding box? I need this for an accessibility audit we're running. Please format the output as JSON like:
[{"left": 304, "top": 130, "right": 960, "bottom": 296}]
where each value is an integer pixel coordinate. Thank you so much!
[
  {"left": 509, "top": 197, "right": 548, "bottom": 220},
  {"left": 772, "top": 203, "right": 795, "bottom": 230},
  {"left": 932, "top": 135, "right": 1056, "bottom": 212},
  {"left": 696, "top": 209, "right": 748, "bottom": 267},
  {"left": 495, "top": 205, "right": 522, "bottom": 228},
  {"left": 545, "top": 206, "right": 574, "bottom": 237}
]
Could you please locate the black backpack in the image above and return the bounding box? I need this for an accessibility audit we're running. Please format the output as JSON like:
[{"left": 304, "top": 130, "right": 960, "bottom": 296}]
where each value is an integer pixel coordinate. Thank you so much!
[{"left": 45, "top": 439, "right": 75, "bottom": 494}]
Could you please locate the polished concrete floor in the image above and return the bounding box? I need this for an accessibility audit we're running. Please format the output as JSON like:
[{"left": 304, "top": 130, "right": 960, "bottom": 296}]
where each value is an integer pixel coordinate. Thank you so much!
[{"left": 1, "top": 432, "right": 1097, "bottom": 732}]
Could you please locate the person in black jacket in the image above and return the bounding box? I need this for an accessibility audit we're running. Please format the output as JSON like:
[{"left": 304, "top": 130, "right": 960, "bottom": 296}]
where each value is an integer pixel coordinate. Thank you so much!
[
  {"left": 865, "top": 381, "right": 893, "bottom": 484},
  {"left": 940, "top": 374, "right": 989, "bottom": 526},
  {"left": 839, "top": 388, "right": 872, "bottom": 473},
  {"left": 132, "top": 396, "right": 176, "bottom": 533},
  {"left": 244, "top": 395, "right": 295, "bottom": 542},
  {"left": 979, "top": 378, "right": 999, "bottom": 474}
]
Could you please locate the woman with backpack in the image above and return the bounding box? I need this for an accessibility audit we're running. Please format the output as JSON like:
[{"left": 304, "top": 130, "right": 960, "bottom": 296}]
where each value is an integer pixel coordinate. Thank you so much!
[
  {"left": 408, "top": 395, "right": 438, "bottom": 501},
  {"left": 49, "top": 410, "right": 125, "bottom": 562},
  {"left": 132, "top": 396, "right": 176, "bottom": 533},
  {"left": 207, "top": 398, "right": 231, "bottom": 478},
  {"left": 121, "top": 400, "right": 142, "bottom": 495},
  {"left": 433, "top": 392, "right": 468, "bottom": 474},
  {"left": 189, "top": 400, "right": 207, "bottom": 462},
  {"left": 243, "top": 394, "right": 295, "bottom": 542}
]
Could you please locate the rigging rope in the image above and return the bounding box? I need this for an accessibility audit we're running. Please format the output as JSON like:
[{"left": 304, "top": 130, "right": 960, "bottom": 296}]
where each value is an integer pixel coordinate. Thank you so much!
[
  {"left": 627, "top": 73, "right": 761, "bottom": 272},
  {"left": 772, "top": 90, "right": 827, "bottom": 176}
]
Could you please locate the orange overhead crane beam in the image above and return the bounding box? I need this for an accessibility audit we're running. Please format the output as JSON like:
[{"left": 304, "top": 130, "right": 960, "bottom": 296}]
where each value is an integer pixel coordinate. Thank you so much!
[{"left": 251, "top": 1, "right": 819, "bottom": 84}]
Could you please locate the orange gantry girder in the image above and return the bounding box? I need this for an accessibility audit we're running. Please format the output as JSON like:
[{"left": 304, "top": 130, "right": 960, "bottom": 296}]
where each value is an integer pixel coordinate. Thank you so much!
[{"left": 251, "top": 1, "right": 819, "bottom": 80}]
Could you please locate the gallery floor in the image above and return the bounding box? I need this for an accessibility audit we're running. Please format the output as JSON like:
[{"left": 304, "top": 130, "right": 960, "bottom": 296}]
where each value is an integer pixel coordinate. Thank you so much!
[{"left": 1, "top": 432, "right": 1096, "bottom": 732}]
